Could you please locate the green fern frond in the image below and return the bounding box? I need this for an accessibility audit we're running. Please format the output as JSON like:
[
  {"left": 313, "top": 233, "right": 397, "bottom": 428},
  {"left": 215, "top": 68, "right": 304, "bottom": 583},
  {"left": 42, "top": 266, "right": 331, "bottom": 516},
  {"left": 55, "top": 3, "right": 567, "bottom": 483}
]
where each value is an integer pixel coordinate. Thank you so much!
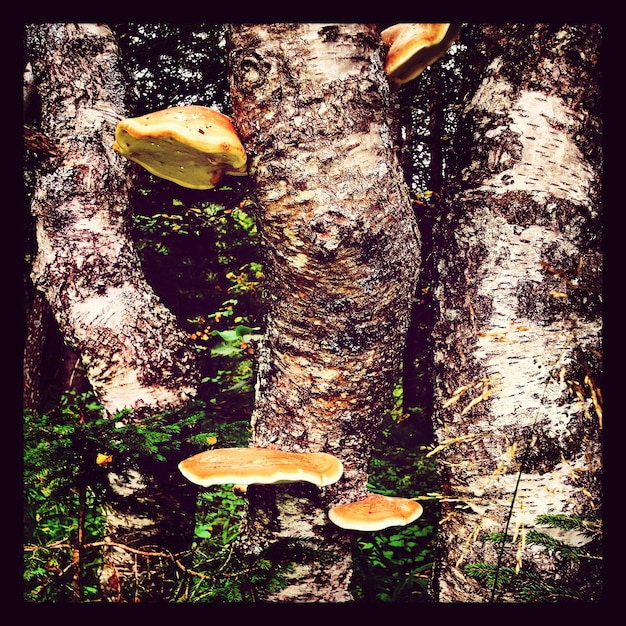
[
  {"left": 465, "top": 561, "right": 590, "bottom": 601},
  {"left": 464, "top": 562, "right": 515, "bottom": 589}
]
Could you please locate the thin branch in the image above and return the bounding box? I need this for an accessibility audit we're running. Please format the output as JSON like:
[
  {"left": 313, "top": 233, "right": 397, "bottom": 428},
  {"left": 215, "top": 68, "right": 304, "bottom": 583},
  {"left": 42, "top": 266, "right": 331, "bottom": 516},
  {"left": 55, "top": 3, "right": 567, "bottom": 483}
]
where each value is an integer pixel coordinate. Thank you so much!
[{"left": 25, "top": 539, "right": 251, "bottom": 582}]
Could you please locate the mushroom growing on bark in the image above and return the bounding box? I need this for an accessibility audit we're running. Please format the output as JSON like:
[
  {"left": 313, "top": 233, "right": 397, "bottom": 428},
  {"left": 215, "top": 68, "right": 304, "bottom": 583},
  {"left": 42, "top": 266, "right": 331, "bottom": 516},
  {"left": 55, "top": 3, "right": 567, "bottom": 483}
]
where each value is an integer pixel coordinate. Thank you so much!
[
  {"left": 178, "top": 447, "right": 344, "bottom": 488},
  {"left": 381, "top": 23, "right": 461, "bottom": 90},
  {"left": 328, "top": 492, "right": 423, "bottom": 531},
  {"left": 113, "top": 105, "right": 247, "bottom": 189}
]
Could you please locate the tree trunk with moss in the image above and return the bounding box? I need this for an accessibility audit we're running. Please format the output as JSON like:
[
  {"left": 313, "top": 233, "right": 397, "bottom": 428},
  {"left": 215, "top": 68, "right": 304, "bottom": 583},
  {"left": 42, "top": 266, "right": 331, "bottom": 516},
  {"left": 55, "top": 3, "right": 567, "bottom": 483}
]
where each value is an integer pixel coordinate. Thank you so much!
[
  {"left": 25, "top": 23, "right": 200, "bottom": 601},
  {"left": 429, "top": 24, "right": 602, "bottom": 602},
  {"left": 227, "top": 23, "right": 420, "bottom": 601}
]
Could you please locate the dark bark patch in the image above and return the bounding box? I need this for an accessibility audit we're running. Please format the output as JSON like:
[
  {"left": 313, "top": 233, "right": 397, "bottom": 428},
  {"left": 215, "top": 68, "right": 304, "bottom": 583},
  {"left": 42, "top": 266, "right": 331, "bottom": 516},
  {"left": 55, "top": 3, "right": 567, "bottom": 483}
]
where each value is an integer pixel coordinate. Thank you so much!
[
  {"left": 331, "top": 321, "right": 382, "bottom": 355},
  {"left": 523, "top": 411, "right": 589, "bottom": 474},
  {"left": 318, "top": 25, "right": 340, "bottom": 42},
  {"left": 535, "top": 241, "right": 602, "bottom": 323},
  {"left": 516, "top": 278, "right": 568, "bottom": 324},
  {"left": 472, "top": 293, "right": 494, "bottom": 328}
]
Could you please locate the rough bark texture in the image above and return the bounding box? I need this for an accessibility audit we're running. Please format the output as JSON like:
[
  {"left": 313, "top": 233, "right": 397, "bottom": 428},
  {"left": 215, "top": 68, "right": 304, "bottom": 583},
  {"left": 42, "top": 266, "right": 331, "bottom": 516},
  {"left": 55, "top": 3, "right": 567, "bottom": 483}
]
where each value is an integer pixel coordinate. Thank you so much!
[
  {"left": 430, "top": 24, "right": 602, "bottom": 602},
  {"left": 228, "top": 24, "right": 420, "bottom": 601},
  {"left": 25, "top": 23, "right": 198, "bottom": 416},
  {"left": 23, "top": 291, "right": 51, "bottom": 412},
  {"left": 25, "top": 23, "right": 200, "bottom": 601}
]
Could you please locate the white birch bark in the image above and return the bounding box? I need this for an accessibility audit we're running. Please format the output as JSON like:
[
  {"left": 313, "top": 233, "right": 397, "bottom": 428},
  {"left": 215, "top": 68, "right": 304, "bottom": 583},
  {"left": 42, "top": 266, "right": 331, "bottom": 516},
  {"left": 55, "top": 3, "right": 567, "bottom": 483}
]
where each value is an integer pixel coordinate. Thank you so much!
[
  {"left": 430, "top": 24, "right": 602, "bottom": 602},
  {"left": 25, "top": 23, "right": 198, "bottom": 416}
]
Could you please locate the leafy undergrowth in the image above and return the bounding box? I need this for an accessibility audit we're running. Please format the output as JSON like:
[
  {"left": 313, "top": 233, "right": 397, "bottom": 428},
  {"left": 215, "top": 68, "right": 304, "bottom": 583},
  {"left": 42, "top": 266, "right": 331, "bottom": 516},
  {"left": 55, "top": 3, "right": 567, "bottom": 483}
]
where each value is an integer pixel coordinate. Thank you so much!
[
  {"left": 24, "top": 396, "right": 440, "bottom": 602},
  {"left": 171, "top": 418, "right": 277, "bottom": 602},
  {"left": 174, "top": 412, "right": 441, "bottom": 603},
  {"left": 464, "top": 514, "right": 603, "bottom": 602},
  {"left": 350, "top": 416, "right": 440, "bottom": 602}
]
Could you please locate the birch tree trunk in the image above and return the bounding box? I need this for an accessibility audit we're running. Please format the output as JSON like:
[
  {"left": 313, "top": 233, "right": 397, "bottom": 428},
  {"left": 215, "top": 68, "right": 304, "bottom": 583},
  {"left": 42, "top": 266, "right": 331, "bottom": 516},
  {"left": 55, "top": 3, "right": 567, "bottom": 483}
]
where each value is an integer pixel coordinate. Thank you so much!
[
  {"left": 228, "top": 23, "right": 420, "bottom": 601},
  {"left": 23, "top": 291, "right": 51, "bottom": 413},
  {"left": 25, "top": 23, "right": 200, "bottom": 601},
  {"left": 430, "top": 24, "right": 602, "bottom": 602}
]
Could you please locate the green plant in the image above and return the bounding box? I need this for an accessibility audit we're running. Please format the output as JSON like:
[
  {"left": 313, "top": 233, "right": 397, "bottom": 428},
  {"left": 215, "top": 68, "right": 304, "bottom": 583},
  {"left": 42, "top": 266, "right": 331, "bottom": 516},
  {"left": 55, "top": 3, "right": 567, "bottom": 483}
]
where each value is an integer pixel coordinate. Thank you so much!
[
  {"left": 191, "top": 293, "right": 262, "bottom": 420},
  {"left": 132, "top": 192, "right": 264, "bottom": 418},
  {"left": 165, "top": 419, "right": 291, "bottom": 602},
  {"left": 350, "top": 410, "right": 440, "bottom": 602},
  {"left": 353, "top": 522, "right": 435, "bottom": 602},
  {"left": 171, "top": 485, "right": 287, "bottom": 602},
  {"left": 23, "top": 390, "right": 206, "bottom": 602},
  {"left": 464, "top": 513, "right": 603, "bottom": 602},
  {"left": 23, "top": 483, "right": 104, "bottom": 602}
]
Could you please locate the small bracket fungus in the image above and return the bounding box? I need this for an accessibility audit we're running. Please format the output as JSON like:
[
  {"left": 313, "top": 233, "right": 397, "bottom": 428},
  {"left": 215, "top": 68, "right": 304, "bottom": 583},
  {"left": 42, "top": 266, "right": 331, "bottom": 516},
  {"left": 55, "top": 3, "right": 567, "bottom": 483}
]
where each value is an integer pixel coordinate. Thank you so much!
[
  {"left": 328, "top": 492, "right": 423, "bottom": 532},
  {"left": 381, "top": 23, "right": 461, "bottom": 90},
  {"left": 113, "top": 105, "right": 247, "bottom": 190},
  {"left": 178, "top": 447, "right": 344, "bottom": 488}
]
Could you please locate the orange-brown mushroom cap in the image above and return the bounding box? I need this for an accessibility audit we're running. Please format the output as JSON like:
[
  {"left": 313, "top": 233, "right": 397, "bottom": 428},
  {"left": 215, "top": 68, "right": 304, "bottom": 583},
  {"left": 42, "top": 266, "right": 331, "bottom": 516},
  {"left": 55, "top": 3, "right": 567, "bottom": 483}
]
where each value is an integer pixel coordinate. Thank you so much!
[
  {"left": 328, "top": 492, "right": 423, "bottom": 531},
  {"left": 381, "top": 23, "right": 461, "bottom": 90},
  {"left": 178, "top": 447, "right": 344, "bottom": 488},
  {"left": 113, "top": 105, "right": 247, "bottom": 190}
]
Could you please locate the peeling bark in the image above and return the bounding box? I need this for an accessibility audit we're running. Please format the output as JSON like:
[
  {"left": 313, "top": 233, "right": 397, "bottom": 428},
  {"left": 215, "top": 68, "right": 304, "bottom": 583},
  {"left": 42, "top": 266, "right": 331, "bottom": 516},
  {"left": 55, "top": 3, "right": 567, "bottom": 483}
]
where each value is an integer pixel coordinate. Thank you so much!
[
  {"left": 228, "top": 24, "right": 420, "bottom": 601},
  {"left": 430, "top": 24, "right": 602, "bottom": 602},
  {"left": 25, "top": 23, "right": 200, "bottom": 601}
]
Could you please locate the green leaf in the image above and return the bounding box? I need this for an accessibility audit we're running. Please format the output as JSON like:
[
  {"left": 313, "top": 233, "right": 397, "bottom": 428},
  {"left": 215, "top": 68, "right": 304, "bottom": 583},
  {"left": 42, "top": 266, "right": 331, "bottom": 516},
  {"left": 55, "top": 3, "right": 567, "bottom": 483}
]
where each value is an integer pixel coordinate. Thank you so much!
[
  {"left": 210, "top": 329, "right": 239, "bottom": 342},
  {"left": 210, "top": 343, "right": 243, "bottom": 357},
  {"left": 195, "top": 526, "right": 213, "bottom": 539},
  {"left": 234, "top": 324, "right": 259, "bottom": 337}
]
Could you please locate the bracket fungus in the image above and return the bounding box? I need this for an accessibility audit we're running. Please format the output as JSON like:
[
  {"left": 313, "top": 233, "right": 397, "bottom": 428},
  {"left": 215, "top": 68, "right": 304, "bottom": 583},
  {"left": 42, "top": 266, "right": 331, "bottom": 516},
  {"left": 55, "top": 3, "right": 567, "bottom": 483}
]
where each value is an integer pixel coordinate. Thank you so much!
[
  {"left": 178, "top": 447, "right": 344, "bottom": 488},
  {"left": 381, "top": 23, "right": 461, "bottom": 90},
  {"left": 113, "top": 105, "right": 247, "bottom": 190},
  {"left": 328, "top": 492, "right": 423, "bottom": 532}
]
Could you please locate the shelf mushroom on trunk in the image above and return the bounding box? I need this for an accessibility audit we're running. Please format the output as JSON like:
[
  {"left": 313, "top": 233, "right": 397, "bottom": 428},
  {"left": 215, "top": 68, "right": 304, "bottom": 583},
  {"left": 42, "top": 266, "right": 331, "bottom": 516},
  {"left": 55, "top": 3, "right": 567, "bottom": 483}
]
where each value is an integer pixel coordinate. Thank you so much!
[
  {"left": 178, "top": 447, "right": 344, "bottom": 488},
  {"left": 113, "top": 105, "right": 247, "bottom": 189},
  {"left": 328, "top": 492, "right": 423, "bottom": 532},
  {"left": 381, "top": 23, "right": 461, "bottom": 90}
]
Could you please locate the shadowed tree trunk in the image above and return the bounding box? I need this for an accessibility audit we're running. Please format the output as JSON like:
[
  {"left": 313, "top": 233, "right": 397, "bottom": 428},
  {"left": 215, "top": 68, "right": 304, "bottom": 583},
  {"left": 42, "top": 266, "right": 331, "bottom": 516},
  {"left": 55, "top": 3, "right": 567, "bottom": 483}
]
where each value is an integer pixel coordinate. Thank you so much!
[
  {"left": 25, "top": 23, "right": 200, "bottom": 601},
  {"left": 23, "top": 291, "right": 51, "bottom": 413},
  {"left": 227, "top": 23, "right": 421, "bottom": 601},
  {"left": 429, "top": 24, "right": 602, "bottom": 602}
]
